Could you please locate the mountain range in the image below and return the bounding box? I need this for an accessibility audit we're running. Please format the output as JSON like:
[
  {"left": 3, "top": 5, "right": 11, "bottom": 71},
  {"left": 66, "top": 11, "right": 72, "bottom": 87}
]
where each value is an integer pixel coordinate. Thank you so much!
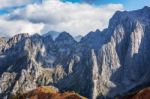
[
  {"left": 43, "top": 31, "right": 83, "bottom": 42},
  {"left": 0, "top": 6, "right": 150, "bottom": 99}
]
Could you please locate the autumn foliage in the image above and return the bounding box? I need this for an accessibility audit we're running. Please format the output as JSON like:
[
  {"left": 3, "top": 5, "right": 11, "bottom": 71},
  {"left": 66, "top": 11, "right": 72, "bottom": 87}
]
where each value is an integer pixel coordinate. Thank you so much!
[
  {"left": 11, "top": 86, "right": 87, "bottom": 99},
  {"left": 123, "top": 87, "right": 150, "bottom": 99}
]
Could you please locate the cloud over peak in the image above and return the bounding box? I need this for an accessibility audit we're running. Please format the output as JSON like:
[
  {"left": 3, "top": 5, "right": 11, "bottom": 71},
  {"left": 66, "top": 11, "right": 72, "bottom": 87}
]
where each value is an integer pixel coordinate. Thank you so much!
[{"left": 0, "top": 0, "right": 124, "bottom": 37}]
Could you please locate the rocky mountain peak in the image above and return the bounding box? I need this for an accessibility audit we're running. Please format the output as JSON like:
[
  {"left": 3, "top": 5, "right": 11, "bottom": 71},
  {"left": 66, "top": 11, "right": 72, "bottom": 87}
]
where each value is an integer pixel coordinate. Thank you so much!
[
  {"left": 141, "top": 6, "right": 150, "bottom": 12},
  {"left": 43, "top": 34, "right": 54, "bottom": 43},
  {"left": 95, "top": 29, "right": 101, "bottom": 33},
  {"left": 109, "top": 6, "right": 150, "bottom": 29},
  {"left": 55, "top": 32, "right": 74, "bottom": 41},
  {"left": 7, "top": 33, "right": 29, "bottom": 46},
  {"left": 55, "top": 31, "right": 77, "bottom": 46},
  {"left": 80, "top": 29, "right": 107, "bottom": 49},
  {"left": 1, "top": 6, "right": 150, "bottom": 99}
]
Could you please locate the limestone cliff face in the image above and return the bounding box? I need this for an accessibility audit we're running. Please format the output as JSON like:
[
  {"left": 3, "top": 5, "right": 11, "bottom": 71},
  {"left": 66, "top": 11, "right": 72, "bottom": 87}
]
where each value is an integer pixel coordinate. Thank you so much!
[
  {"left": 94, "top": 6, "right": 150, "bottom": 98},
  {"left": 0, "top": 6, "right": 150, "bottom": 99}
]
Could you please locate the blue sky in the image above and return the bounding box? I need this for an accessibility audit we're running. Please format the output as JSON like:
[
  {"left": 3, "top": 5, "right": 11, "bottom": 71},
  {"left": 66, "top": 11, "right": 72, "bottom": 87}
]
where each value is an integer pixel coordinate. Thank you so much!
[{"left": 63, "top": 0, "right": 150, "bottom": 10}]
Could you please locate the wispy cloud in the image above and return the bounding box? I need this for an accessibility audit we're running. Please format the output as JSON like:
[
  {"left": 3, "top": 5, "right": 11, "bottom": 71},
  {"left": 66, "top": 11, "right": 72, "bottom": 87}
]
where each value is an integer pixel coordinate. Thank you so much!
[{"left": 0, "top": 0, "right": 123, "bottom": 37}]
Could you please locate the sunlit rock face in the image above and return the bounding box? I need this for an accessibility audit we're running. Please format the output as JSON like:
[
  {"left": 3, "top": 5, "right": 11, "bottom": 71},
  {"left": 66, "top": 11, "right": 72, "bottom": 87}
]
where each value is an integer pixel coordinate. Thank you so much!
[
  {"left": 0, "top": 6, "right": 150, "bottom": 99},
  {"left": 95, "top": 7, "right": 150, "bottom": 98},
  {"left": 0, "top": 37, "right": 6, "bottom": 54}
]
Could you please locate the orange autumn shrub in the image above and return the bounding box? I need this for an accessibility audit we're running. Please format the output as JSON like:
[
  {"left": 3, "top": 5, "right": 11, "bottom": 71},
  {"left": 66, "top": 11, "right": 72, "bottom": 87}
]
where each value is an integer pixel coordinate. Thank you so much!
[{"left": 11, "top": 86, "right": 87, "bottom": 99}]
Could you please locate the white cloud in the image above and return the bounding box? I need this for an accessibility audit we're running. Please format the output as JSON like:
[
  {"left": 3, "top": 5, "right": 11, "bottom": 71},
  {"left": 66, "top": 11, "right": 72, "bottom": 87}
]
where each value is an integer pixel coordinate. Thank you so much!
[
  {"left": 0, "top": 0, "right": 124, "bottom": 37},
  {"left": 0, "top": 0, "right": 35, "bottom": 8},
  {"left": 0, "top": 18, "right": 44, "bottom": 37}
]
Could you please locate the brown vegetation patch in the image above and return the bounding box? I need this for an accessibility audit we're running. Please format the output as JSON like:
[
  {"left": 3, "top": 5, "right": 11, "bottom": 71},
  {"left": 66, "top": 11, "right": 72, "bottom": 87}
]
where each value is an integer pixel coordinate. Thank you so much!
[
  {"left": 123, "top": 87, "right": 150, "bottom": 99},
  {"left": 11, "top": 86, "right": 87, "bottom": 99}
]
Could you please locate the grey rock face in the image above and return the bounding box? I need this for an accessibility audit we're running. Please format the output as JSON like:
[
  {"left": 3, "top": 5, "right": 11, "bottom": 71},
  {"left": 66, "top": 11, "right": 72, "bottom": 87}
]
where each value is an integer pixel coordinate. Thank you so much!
[
  {"left": 0, "top": 6, "right": 150, "bottom": 99},
  {"left": 95, "top": 7, "right": 150, "bottom": 98},
  {"left": 0, "top": 38, "right": 6, "bottom": 53}
]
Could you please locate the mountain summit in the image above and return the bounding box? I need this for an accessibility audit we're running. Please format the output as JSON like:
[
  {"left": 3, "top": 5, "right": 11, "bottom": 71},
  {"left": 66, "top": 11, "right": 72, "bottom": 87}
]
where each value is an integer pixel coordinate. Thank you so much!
[{"left": 0, "top": 6, "right": 150, "bottom": 99}]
